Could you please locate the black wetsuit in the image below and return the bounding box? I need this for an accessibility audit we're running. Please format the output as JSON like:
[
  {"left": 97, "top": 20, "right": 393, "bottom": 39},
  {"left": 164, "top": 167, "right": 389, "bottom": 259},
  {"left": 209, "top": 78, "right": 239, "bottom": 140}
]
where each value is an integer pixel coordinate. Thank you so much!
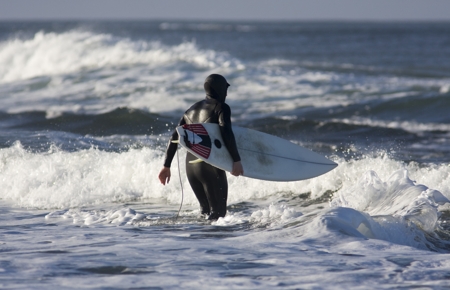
[{"left": 163, "top": 74, "right": 241, "bottom": 220}]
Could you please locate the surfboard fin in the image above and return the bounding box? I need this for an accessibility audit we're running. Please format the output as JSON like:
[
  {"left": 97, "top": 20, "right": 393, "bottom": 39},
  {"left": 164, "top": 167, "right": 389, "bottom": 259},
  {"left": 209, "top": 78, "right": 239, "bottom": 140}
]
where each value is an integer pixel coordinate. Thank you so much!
[
  {"left": 171, "top": 140, "right": 179, "bottom": 144},
  {"left": 189, "top": 159, "right": 204, "bottom": 164}
]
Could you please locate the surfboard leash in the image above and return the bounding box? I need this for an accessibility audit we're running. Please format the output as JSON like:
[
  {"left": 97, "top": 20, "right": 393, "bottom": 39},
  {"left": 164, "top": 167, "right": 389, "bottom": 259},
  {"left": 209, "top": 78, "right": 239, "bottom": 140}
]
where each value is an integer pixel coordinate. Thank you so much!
[{"left": 174, "top": 146, "right": 184, "bottom": 220}]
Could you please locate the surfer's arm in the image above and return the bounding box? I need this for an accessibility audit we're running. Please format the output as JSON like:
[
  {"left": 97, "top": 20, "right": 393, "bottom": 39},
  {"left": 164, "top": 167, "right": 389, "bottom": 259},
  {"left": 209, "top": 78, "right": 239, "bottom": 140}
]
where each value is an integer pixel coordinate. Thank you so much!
[
  {"left": 218, "top": 104, "right": 241, "bottom": 163},
  {"left": 158, "top": 167, "right": 171, "bottom": 185},
  {"left": 231, "top": 161, "right": 244, "bottom": 176},
  {"left": 163, "top": 117, "right": 186, "bottom": 168}
]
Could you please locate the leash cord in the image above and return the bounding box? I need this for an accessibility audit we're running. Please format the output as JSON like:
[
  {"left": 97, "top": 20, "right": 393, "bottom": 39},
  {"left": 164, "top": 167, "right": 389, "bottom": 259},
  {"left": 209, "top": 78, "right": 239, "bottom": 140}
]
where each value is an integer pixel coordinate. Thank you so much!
[{"left": 174, "top": 147, "right": 184, "bottom": 220}]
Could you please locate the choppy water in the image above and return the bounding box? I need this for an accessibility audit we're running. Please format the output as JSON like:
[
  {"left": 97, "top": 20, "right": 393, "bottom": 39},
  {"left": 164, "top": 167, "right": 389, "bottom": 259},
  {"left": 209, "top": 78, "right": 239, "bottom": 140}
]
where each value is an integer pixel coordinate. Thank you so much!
[{"left": 1, "top": 21, "right": 450, "bottom": 289}]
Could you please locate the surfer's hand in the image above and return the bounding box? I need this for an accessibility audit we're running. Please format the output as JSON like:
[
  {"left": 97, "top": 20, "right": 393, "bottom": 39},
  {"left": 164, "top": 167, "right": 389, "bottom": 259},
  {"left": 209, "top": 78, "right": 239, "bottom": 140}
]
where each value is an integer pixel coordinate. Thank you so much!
[
  {"left": 158, "top": 167, "right": 171, "bottom": 185},
  {"left": 231, "top": 161, "right": 244, "bottom": 176}
]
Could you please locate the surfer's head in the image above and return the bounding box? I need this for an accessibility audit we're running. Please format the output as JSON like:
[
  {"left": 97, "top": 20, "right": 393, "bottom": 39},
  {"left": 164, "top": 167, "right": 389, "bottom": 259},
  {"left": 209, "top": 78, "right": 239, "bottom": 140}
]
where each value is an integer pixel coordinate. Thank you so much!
[{"left": 204, "top": 74, "right": 230, "bottom": 102}]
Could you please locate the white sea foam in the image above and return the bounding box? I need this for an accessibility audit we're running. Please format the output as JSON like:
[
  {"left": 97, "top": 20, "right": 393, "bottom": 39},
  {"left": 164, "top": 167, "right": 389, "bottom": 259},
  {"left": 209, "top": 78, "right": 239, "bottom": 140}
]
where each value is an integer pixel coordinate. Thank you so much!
[
  {"left": 440, "top": 85, "right": 450, "bottom": 94},
  {"left": 0, "top": 142, "right": 179, "bottom": 209},
  {"left": 45, "top": 208, "right": 148, "bottom": 226},
  {"left": 331, "top": 117, "right": 450, "bottom": 134},
  {"left": 210, "top": 203, "right": 302, "bottom": 227},
  {"left": 297, "top": 206, "right": 437, "bottom": 250},
  {"left": 2, "top": 141, "right": 449, "bottom": 237}
]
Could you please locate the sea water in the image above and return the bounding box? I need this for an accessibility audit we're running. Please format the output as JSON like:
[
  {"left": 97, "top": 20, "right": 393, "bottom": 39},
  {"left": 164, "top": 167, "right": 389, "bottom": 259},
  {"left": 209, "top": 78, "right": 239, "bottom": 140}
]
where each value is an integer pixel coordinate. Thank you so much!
[{"left": 1, "top": 21, "right": 450, "bottom": 289}]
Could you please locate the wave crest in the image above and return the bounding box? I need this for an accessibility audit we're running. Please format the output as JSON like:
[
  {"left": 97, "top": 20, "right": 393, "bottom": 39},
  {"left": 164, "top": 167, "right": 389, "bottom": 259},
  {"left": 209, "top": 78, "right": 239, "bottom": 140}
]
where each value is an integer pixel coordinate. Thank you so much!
[{"left": 0, "top": 30, "right": 244, "bottom": 83}]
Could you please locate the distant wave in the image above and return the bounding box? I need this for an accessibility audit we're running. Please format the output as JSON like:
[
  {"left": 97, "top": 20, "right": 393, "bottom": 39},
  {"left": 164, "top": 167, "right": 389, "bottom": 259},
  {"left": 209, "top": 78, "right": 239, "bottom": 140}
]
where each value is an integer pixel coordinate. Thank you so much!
[
  {"left": 0, "top": 30, "right": 245, "bottom": 83},
  {"left": 159, "top": 22, "right": 256, "bottom": 32},
  {"left": 1, "top": 29, "right": 449, "bottom": 131},
  {"left": 0, "top": 108, "right": 174, "bottom": 136},
  {"left": 330, "top": 117, "right": 450, "bottom": 134}
]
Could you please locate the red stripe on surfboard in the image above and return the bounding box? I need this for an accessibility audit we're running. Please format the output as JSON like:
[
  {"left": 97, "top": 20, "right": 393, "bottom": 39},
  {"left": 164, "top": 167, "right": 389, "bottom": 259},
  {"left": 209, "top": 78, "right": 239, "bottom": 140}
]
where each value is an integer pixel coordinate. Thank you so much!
[
  {"left": 191, "top": 144, "right": 210, "bottom": 159},
  {"left": 192, "top": 145, "right": 209, "bottom": 153},
  {"left": 182, "top": 124, "right": 208, "bottom": 135}
]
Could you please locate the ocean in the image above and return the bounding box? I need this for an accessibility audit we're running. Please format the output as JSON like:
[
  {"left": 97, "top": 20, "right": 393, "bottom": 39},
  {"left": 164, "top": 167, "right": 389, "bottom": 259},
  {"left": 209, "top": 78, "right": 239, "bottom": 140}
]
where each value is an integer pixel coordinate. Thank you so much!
[{"left": 1, "top": 20, "right": 450, "bottom": 289}]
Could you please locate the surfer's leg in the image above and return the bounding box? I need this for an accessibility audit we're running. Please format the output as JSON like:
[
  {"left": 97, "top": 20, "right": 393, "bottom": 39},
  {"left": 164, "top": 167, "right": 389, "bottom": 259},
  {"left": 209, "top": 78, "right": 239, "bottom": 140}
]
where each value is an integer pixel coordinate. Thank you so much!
[
  {"left": 200, "top": 166, "right": 228, "bottom": 220},
  {"left": 186, "top": 153, "right": 210, "bottom": 215},
  {"left": 186, "top": 154, "right": 228, "bottom": 220}
]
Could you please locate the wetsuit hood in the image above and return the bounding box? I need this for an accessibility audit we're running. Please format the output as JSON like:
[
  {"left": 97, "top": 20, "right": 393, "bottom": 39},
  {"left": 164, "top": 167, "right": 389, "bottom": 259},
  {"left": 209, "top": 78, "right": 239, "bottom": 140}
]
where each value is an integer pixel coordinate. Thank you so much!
[{"left": 204, "top": 74, "right": 230, "bottom": 103}]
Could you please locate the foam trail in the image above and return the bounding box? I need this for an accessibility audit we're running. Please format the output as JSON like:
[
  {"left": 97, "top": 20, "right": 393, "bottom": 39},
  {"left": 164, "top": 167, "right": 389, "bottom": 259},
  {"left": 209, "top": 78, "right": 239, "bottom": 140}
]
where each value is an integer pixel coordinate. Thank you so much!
[{"left": 45, "top": 202, "right": 303, "bottom": 228}]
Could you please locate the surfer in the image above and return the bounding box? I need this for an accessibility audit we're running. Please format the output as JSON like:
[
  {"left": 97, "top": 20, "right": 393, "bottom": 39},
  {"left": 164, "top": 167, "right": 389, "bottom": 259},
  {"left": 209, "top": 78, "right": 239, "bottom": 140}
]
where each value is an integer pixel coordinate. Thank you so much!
[{"left": 158, "top": 74, "right": 244, "bottom": 220}]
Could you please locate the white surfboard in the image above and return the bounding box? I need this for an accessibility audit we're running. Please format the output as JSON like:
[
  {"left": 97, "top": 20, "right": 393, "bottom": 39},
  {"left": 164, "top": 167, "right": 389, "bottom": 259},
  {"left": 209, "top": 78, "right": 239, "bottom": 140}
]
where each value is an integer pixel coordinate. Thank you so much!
[{"left": 175, "top": 123, "right": 337, "bottom": 181}]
